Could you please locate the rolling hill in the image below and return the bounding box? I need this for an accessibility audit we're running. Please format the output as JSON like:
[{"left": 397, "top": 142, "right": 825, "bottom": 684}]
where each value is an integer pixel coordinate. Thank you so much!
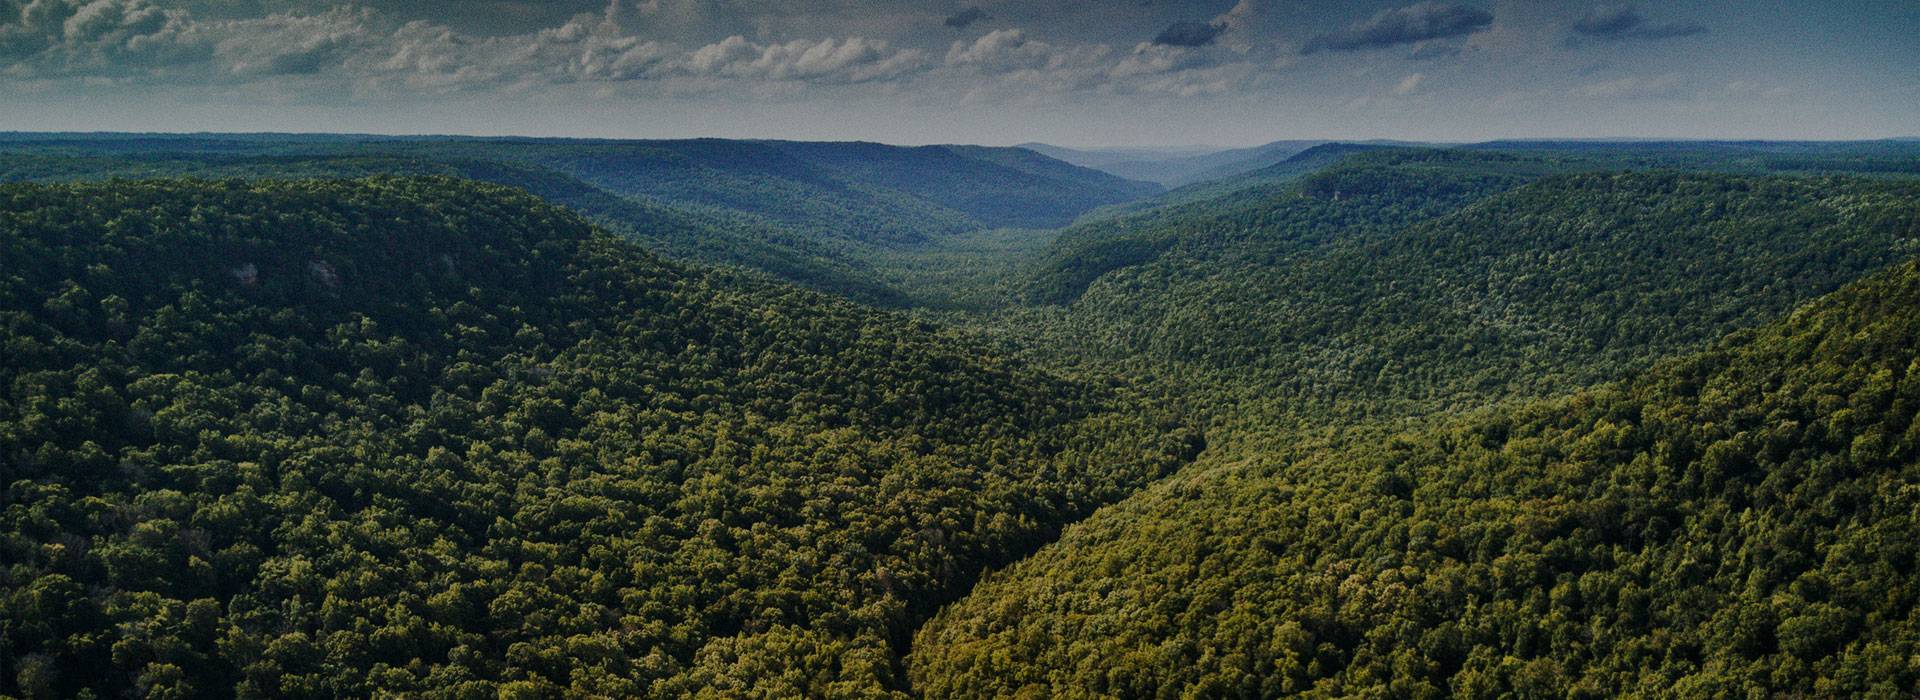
[
  {"left": 1022, "top": 140, "right": 1337, "bottom": 187},
  {"left": 2, "top": 137, "right": 1917, "bottom": 699},
  {"left": 911, "top": 254, "right": 1920, "bottom": 698},
  {"left": 1006, "top": 151, "right": 1920, "bottom": 423},
  {"left": 0, "top": 135, "right": 1160, "bottom": 306},
  {"left": 904, "top": 143, "right": 1920, "bottom": 698},
  {"left": 0, "top": 177, "right": 1198, "bottom": 698}
]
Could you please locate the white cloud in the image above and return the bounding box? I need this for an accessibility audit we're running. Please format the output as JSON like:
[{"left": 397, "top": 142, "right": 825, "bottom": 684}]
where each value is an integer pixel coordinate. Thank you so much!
[
  {"left": 1109, "top": 42, "right": 1212, "bottom": 80},
  {"left": 1394, "top": 72, "right": 1424, "bottom": 94},
  {"left": 0, "top": 1, "right": 940, "bottom": 94},
  {"left": 0, "top": 0, "right": 207, "bottom": 76},
  {"left": 678, "top": 35, "right": 924, "bottom": 83},
  {"left": 214, "top": 6, "right": 370, "bottom": 76},
  {"left": 0, "top": 0, "right": 1301, "bottom": 108}
]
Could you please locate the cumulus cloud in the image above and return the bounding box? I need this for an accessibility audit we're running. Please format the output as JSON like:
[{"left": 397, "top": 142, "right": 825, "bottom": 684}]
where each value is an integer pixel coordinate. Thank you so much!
[
  {"left": 1153, "top": 21, "right": 1224, "bottom": 47},
  {"left": 0, "top": 0, "right": 208, "bottom": 76},
  {"left": 355, "top": 10, "right": 677, "bottom": 92},
  {"left": 682, "top": 35, "right": 924, "bottom": 84},
  {"left": 944, "top": 28, "right": 1121, "bottom": 78},
  {"left": 0, "top": 0, "right": 1448, "bottom": 107},
  {"left": 1110, "top": 42, "right": 1214, "bottom": 79},
  {"left": 939, "top": 26, "right": 1244, "bottom": 99},
  {"left": 1303, "top": 2, "right": 1492, "bottom": 54},
  {"left": 1571, "top": 5, "right": 1705, "bottom": 42},
  {"left": 946, "top": 28, "right": 1039, "bottom": 69},
  {"left": 943, "top": 7, "right": 986, "bottom": 29},
  {"left": 214, "top": 6, "right": 370, "bottom": 76},
  {"left": 0, "top": 1, "right": 933, "bottom": 93},
  {"left": 1153, "top": 0, "right": 1263, "bottom": 49}
]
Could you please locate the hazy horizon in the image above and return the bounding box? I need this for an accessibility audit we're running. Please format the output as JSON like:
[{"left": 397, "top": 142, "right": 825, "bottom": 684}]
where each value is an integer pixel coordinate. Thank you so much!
[{"left": 4, "top": 129, "right": 1917, "bottom": 152}]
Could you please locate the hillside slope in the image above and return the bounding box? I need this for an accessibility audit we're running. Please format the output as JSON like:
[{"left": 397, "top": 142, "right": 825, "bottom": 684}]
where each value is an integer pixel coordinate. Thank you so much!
[
  {"left": 0, "top": 135, "right": 1159, "bottom": 306},
  {"left": 1027, "top": 149, "right": 1540, "bottom": 306},
  {"left": 0, "top": 178, "right": 1198, "bottom": 698},
  {"left": 912, "top": 255, "right": 1920, "bottom": 698},
  {"left": 1021, "top": 140, "right": 1336, "bottom": 187},
  {"left": 1012, "top": 158, "right": 1920, "bottom": 422}
]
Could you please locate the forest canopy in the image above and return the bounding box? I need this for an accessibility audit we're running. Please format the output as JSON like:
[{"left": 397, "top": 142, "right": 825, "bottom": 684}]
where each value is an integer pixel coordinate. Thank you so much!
[
  {"left": 0, "top": 177, "right": 1197, "bottom": 698},
  {"left": 2, "top": 137, "right": 1919, "bottom": 699}
]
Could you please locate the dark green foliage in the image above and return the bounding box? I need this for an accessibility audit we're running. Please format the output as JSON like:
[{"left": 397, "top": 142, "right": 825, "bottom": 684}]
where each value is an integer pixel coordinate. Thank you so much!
[
  {"left": 0, "top": 149, "right": 909, "bottom": 306},
  {"left": 1015, "top": 163, "right": 1920, "bottom": 423},
  {"left": 760, "top": 141, "right": 1158, "bottom": 230},
  {"left": 0, "top": 178, "right": 1198, "bottom": 698},
  {"left": 911, "top": 257, "right": 1920, "bottom": 699},
  {"left": 5, "top": 136, "right": 1919, "bottom": 699},
  {"left": 1026, "top": 149, "right": 1545, "bottom": 305},
  {"left": 905, "top": 151, "right": 1920, "bottom": 697},
  {"left": 0, "top": 135, "right": 1160, "bottom": 307},
  {"left": 1472, "top": 139, "right": 1920, "bottom": 177}
]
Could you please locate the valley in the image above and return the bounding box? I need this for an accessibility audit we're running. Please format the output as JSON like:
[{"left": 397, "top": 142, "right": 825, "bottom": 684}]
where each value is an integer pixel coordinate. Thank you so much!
[{"left": 4, "top": 135, "right": 1919, "bottom": 698}]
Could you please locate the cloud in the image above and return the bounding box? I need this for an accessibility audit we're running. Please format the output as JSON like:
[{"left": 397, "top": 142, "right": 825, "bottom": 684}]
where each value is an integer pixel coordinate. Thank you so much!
[
  {"left": 1393, "top": 72, "right": 1424, "bottom": 94},
  {"left": 1303, "top": 2, "right": 1493, "bottom": 54},
  {"left": 356, "top": 10, "right": 677, "bottom": 92},
  {"left": 0, "top": 1, "right": 937, "bottom": 93},
  {"left": 1153, "top": 0, "right": 1263, "bottom": 49},
  {"left": 0, "top": 0, "right": 208, "bottom": 76},
  {"left": 943, "top": 7, "right": 986, "bottom": 29},
  {"left": 1153, "top": 20, "right": 1224, "bottom": 47},
  {"left": 1110, "top": 42, "right": 1214, "bottom": 79},
  {"left": 1571, "top": 5, "right": 1705, "bottom": 42},
  {"left": 946, "top": 28, "right": 1040, "bottom": 69},
  {"left": 682, "top": 35, "right": 925, "bottom": 84},
  {"left": 215, "top": 7, "right": 371, "bottom": 76},
  {"left": 0, "top": 0, "right": 1287, "bottom": 103},
  {"left": 939, "top": 28, "right": 1244, "bottom": 99},
  {"left": 1407, "top": 41, "right": 1459, "bottom": 60}
]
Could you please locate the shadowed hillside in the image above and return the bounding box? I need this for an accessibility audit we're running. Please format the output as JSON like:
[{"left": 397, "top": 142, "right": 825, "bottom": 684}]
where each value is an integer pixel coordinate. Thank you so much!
[{"left": 0, "top": 177, "right": 1198, "bottom": 698}]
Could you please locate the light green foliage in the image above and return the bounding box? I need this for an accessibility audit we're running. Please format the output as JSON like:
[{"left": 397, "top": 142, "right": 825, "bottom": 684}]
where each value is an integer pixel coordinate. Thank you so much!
[{"left": 912, "top": 258, "right": 1920, "bottom": 699}]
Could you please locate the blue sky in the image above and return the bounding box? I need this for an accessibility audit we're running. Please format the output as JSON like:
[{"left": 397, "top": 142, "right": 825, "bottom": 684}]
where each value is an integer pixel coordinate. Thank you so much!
[{"left": 1, "top": 0, "right": 1914, "bottom": 145}]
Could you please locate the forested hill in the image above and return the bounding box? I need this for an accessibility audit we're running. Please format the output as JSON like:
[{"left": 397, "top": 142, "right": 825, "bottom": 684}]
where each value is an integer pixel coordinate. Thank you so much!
[
  {"left": 1011, "top": 156, "right": 1920, "bottom": 423},
  {"left": 0, "top": 135, "right": 1160, "bottom": 306},
  {"left": 488, "top": 139, "right": 1156, "bottom": 241},
  {"left": 0, "top": 178, "right": 1199, "bottom": 697},
  {"left": 912, "top": 253, "right": 1920, "bottom": 698},
  {"left": 4, "top": 139, "right": 1917, "bottom": 699},
  {"left": 1027, "top": 148, "right": 1541, "bottom": 306},
  {"left": 1020, "top": 140, "right": 1334, "bottom": 188},
  {"left": 0, "top": 135, "right": 1156, "bottom": 239}
]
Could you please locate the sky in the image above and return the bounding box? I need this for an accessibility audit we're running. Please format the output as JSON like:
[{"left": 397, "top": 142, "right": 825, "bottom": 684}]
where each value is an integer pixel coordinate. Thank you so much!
[{"left": 0, "top": 0, "right": 1915, "bottom": 146}]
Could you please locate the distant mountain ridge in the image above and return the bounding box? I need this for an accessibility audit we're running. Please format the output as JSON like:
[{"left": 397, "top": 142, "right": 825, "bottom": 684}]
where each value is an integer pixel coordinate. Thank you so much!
[
  {"left": 0, "top": 133, "right": 1161, "bottom": 304},
  {"left": 1023, "top": 139, "right": 1332, "bottom": 186},
  {"left": 1025, "top": 139, "right": 1442, "bottom": 187}
]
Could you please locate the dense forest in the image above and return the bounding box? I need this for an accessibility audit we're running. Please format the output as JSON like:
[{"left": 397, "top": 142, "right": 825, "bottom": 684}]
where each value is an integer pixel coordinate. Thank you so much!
[
  {"left": 1000, "top": 153, "right": 1920, "bottom": 425},
  {"left": 0, "top": 178, "right": 1197, "bottom": 697},
  {"left": 0, "top": 135, "right": 1156, "bottom": 307},
  {"left": 911, "top": 256, "right": 1920, "bottom": 698},
  {"left": 3, "top": 136, "right": 1919, "bottom": 698}
]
